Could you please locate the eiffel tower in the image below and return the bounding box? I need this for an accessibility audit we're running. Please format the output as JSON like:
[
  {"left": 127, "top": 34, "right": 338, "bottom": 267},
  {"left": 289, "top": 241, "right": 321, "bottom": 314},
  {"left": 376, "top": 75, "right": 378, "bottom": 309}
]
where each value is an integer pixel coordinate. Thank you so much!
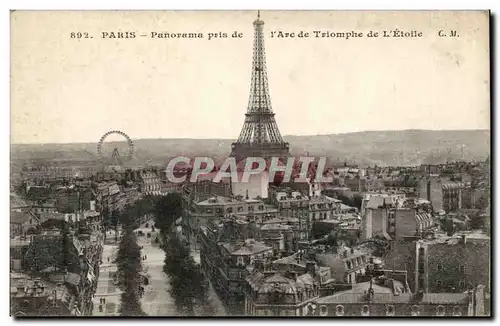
[{"left": 230, "top": 11, "right": 290, "bottom": 162}]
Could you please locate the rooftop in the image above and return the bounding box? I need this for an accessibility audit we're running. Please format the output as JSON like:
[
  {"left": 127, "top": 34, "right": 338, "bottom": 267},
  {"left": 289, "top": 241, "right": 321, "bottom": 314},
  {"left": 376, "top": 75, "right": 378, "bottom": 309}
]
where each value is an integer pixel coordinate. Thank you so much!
[
  {"left": 246, "top": 271, "right": 316, "bottom": 295},
  {"left": 340, "top": 203, "right": 356, "bottom": 211},
  {"left": 419, "top": 231, "right": 490, "bottom": 245},
  {"left": 275, "top": 191, "right": 307, "bottom": 202},
  {"left": 197, "top": 196, "right": 246, "bottom": 206},
  {"left": 310, "top": 195, "right": 341, "bottom": 204},
  {"left": 11, "top": 211, "right": 33, "bottom": 224},
  {"left": 260, "top": 223, "right": 291, "bottom": 231},
  {"left": 263, "top": 217, "right": 300, "bottom": 224},
  {"left": 272, "top": 252, "right": 310, "bottom": 268},
  {"left": 221, "top": 239, "right": 271, "bottom": 256},
  {"left": 314, "top": 281, "right": 464, "bottom": 305},
  {"left": 11, "top": 237, "right": 31, "bottom": 247},
  {"left": 442, "top": 182, "right": 471, "bottom": 189},
  {"left": 10, "top": 193, "right": 30, "bottom": 208}
]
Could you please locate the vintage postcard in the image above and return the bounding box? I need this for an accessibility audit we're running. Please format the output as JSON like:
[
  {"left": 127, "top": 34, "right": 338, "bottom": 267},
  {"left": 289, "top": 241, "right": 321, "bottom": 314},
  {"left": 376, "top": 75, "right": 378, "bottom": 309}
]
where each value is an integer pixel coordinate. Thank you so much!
[{"left": 10, "top": 10, "right": 490, "bottom": 317}]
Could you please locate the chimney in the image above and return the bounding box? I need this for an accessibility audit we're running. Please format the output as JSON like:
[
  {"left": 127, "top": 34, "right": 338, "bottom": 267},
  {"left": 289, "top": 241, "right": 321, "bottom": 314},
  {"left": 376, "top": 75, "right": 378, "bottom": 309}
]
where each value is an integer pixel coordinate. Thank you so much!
[{"left": 254, "top": 259, "right": 263, "bottom": 271}]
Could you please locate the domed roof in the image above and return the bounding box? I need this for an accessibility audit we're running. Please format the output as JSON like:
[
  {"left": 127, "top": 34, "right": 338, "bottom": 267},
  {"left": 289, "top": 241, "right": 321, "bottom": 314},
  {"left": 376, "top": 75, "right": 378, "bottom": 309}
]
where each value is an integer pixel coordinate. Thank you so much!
[{"left": 258, "top": 273, "right": 300, "bottom": 295}]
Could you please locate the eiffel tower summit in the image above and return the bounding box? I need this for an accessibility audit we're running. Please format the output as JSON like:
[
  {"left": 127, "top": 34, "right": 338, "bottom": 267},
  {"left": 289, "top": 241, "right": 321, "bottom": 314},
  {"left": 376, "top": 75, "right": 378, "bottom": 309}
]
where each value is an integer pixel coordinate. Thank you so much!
[{"left": 230, "top": 11, "right": 291, "bottom": 162}]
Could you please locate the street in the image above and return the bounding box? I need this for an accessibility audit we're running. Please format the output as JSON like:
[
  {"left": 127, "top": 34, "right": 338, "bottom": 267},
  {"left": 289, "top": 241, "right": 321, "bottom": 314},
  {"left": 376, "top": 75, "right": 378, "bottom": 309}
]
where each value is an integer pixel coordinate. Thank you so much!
[
  {"left": 92, "top": 223, "right": 226, "bottom": 316},
  {"left": 136, "top": 222, "right": 227, "bottom": 316},
  {"left": 137, "top": 233, "right": 177, "bottom": 316},
  {"left": 92, "top": 230, "right": 122, "bottom": 316}
]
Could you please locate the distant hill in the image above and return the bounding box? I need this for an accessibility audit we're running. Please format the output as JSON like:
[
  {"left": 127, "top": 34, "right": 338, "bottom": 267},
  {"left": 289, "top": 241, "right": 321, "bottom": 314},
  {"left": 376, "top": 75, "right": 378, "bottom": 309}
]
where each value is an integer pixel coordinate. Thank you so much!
[{"left": 10, "top": 129, "right": 490, "bottom": 168}]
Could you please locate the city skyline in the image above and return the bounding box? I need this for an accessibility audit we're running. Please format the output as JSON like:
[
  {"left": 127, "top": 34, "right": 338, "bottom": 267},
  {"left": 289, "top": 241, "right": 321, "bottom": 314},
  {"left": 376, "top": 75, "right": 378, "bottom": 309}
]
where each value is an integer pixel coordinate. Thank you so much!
[
  {"left": 11, "top": 11, "right": 490, "bottom": 144},
  {"left": 9, "top": 10, "right": 491, "bottom": 318},
  {"left": 9, "top": 127, "right": 491, "bottom": 145}
]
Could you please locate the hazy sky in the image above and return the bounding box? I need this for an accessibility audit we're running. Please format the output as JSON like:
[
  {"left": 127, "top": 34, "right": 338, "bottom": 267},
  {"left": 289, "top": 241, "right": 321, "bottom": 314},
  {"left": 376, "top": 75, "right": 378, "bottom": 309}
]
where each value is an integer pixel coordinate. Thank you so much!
[{"left": 11, "top": 10, "right": 490, "bottom": 144}]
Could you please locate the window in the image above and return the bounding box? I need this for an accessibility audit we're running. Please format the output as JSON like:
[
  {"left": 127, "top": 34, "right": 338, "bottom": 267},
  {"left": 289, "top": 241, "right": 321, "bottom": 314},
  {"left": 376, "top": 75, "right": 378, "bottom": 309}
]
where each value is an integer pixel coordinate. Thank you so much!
[
  {"left": 437, "top": 264, "right": 443, "bottom": 271},
  {"left": 436, "top": 280, "right": 442, "bottom": 287},
  {"left": 436, "top": 305, "right": 445, "bottom": 316},
  {"left": 459, "top": 280, "right": 466, "bottom": 288},
  {"left": 459, "top": 265, "right": 465, "bottom": 273},
  {"left": 386, "top": 305, "right": 395, "bottom": 316},
  {"left": 248, "top": 206, "right": 254, "bottom": 212},
  {"left": 361, "top": 305, "right": 370, "bottom": 316},
  {"left": 237, "top": 207, "right": 243, "bottom": 212},
  {"left": 452, "top": 306, "right": 461, "bottom": 316},
  {"left": 335, "top": 305, "right": 344, "bottom": 316},
  {"left": 410, "top": 305, "right": 420, "bottom": 316},
  {"left": 237, "top": 256, "right": 244, "bottom": 266},
  {"left": 258, "top": 205, "right": 264, "bottom": 211},
  {"left": 319, "top": 305, "right": 328, "bottom": 316},
  {"left": 227, "top": 207, "right": 233, "bottom": 214}
]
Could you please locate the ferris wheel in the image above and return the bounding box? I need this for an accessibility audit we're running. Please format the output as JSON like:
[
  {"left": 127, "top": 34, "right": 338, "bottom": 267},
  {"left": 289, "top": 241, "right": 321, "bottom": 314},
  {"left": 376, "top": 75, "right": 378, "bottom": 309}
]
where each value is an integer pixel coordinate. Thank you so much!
[{"left": 97, "top": 130, "right": 135, "bottom": 163}]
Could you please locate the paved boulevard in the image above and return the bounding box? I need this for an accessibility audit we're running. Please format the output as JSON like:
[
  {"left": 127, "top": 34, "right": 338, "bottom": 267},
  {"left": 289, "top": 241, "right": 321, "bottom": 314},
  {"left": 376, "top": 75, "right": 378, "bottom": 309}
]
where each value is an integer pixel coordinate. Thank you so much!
[{"left": 93, "top": 223, "right": 226, "bottom": 316}]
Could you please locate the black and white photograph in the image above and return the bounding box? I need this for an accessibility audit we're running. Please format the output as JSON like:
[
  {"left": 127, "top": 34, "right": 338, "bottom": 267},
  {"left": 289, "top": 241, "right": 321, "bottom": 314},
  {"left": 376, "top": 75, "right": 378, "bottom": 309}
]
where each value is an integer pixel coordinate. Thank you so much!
[{"left": 9, "top": 10, "right": 491, "bottom": 317}]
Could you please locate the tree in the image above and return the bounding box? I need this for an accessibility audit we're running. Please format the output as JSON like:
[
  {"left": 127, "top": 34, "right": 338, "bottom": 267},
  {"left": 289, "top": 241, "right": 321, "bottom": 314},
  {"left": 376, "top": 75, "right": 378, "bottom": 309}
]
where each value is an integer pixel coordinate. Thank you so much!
[
  {"left": 117, "top": 228, "right": 141, "bottom": 282},
  {"left": 439, "top": 217, "right": 456, "bottom": 236},
  {"left": 337, "top": 194, "right": 363, "bottom": 210},
  {"left": 102, "top": 207, "right": 111, "bottom": 229},
  {"left": 154, "top": 193, "right": 183, "bottom": 231},
  {"left": 40, "top": 218, "right": 68, "bottom": 230},
  {"left": 475, "top": 196, "right": 488, "bottom": 211},
  {"left": 118, "top": 205, "right": 139, "bottom": 230},
  {"left": 116, "top": 227, "right": 145, "bottom": 316},
  {"left": 15, "top": 182, "right": 27, "bottom": 196},
  {"left": 162, "top": 230, "right": 214, "bottom": 316},
  {"left": 26, "top": 227, "right": 39, "bottom": 235},
  {"left": 469, "top": 212, "right": 487, "bottom": 230},
  {"left": 119, "top": 290, "right": 145, "bottom": 316}
]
